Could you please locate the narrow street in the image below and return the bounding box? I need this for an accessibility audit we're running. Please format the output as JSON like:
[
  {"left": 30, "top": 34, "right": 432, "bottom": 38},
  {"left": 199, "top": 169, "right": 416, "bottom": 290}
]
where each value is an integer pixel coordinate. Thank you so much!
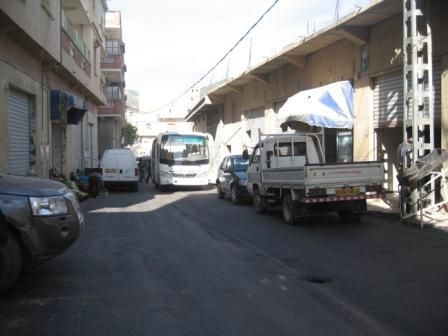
[{"left": 1, "top": 183, "right": 448, "bottom": 336}]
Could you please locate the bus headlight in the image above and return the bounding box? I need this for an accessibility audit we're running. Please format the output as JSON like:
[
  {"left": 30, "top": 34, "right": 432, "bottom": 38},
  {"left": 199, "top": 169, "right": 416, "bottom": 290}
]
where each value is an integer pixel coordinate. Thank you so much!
[
  {"left": 160, "top": 171, "right": 172, "bottom": 178},
  {"left": 196, "top": 171, "right": 208, "bottom": 178}
]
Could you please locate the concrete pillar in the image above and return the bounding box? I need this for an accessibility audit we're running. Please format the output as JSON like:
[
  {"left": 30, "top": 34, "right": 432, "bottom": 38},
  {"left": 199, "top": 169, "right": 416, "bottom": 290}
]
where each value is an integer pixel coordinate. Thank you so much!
[
  {"left": 264, "top": 102, "right": 274, "bottom": 134},
  {"left": 353, "top": 75, "right": 374, "bottom": 161}
]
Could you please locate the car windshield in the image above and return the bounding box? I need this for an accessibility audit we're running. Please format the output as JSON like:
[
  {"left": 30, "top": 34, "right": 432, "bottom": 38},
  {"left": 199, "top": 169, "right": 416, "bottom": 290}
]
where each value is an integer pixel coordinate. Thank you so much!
[
  {"left": 232, "top": 157, "right": 249, "bottom": 172},
  {"left": 160, "top": 135, "right": 208, "bottom": 165}
]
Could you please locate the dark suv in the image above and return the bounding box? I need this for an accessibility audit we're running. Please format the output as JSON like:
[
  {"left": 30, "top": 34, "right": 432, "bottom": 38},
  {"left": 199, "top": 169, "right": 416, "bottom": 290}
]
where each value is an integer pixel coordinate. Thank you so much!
[{"left": 0, "top": 174, "right": 84, "bottom": 293}]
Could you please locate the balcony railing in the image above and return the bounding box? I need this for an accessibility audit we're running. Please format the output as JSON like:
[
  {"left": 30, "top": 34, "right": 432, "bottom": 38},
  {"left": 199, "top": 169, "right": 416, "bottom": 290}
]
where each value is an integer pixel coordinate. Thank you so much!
[
  {"left": 100, "top": 54, "right": 125, "bottom": 70},
  {"left": 62, "top": 12, "right": 91, "bottom": 62},
  {"left": 98, "top": 99, "right": 125, "bottom": 117}
]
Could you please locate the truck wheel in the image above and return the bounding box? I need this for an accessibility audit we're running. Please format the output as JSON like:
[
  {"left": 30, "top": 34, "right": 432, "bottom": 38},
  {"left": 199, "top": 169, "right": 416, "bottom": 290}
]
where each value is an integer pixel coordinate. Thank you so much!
[
  {"left": 0, "top": 229, "right": 23, "bottom": 293},
  {"left": 231, "top": 185, "right": 240, "bottom": 205},
  {"left": 282, "top": 194, "right": 298, "bottom": 225},
  {"left": 217, "top": 183, "right": 225, "bottom": 199},
  {"left": 338, "top": 210, "right": 362, "bottom": 223},
  {"left": 253, "top": 189, "right": 266, "bottom": 214}
]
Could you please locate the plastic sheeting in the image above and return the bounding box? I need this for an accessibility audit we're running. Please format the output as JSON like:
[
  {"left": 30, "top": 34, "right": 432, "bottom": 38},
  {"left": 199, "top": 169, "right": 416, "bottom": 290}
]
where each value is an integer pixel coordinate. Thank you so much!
[{"left": 277, "top": 80, "right": 354, "bottom": 130}]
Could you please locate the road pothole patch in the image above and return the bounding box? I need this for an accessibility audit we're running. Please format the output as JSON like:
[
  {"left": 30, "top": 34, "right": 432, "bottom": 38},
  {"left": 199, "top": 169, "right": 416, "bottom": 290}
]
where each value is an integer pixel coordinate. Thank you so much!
[{"left": 304, "top": 276, "right": 332, "bottom": 284}]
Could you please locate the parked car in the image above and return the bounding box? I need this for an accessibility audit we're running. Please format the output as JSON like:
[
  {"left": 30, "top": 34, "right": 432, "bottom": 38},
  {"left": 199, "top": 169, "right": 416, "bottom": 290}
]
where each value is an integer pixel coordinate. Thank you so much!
[
  {"left": 216, "top": 155, "right": 251, "bottom": 205},
  {"left": 100, "top": 149, "right": 139, "bottom": 191},
  {"left": 0, "top": 174, "right": 84, "bottom": 293}
]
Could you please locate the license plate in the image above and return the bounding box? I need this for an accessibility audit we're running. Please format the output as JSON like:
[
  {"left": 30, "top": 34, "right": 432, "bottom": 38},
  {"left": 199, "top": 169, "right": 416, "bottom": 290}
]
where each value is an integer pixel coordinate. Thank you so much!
[
  {"left": 104, "top": 169, "right": 116, "bottom": 173},
  {"left": 336, "top": 187, "right": 360, "bottom": 196}
]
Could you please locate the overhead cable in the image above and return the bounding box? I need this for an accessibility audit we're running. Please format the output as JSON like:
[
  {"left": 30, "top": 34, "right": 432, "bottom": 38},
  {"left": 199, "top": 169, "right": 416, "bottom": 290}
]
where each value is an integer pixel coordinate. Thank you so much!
[{"left": 144, "top": 0, "right": 281, "bottom": 113}]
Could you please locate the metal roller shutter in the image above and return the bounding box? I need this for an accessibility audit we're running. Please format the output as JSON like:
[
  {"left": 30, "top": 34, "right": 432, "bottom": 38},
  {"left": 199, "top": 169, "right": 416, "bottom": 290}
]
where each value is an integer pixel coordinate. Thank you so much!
[
  {"left": 70, "top": 123, "right": 82, "bottom": 171},
  {"left": 8, "top": 90, "right": 30, "bottom": 176},
  {"left": 373, "top": 72, "right": 403, "bottom": 128},
  {"left": 373, "top": 62, "right": 441, "bottom": 129},
  {"left": 245, "top": 107, "right": 265, "bottom": 147}
]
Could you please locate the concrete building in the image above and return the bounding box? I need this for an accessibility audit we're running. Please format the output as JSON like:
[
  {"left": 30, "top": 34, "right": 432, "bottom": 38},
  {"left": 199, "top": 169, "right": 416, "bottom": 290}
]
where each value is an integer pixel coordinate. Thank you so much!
[
  {"left": 0, "top": 0, "right": 108, "bottom": 177},
  {"left": 98, "top": 11, "right": 126, "bottom": 157},
  {"left": 126, "top": 112, "right": 193, "bottom": 158},
  {"left": 187, "top": 0, "right": 448, "bottom": 193}
]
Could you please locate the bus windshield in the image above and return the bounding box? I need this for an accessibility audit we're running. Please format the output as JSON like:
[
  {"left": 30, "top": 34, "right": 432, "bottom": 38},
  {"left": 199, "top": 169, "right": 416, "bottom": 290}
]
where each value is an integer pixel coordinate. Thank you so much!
[{"left": 160, "top": 135, "right": 209, "bottom": 165}]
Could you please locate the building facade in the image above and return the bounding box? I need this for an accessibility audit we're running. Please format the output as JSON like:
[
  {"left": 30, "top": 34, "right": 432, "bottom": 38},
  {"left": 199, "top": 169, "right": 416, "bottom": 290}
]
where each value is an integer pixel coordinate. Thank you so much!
[
  {"left": 0, "top": 0, "right": 108, "bottom": 177},
  {"left": 97, "top": 11, "right": 126, "bottom": 157},
  {"left": 187, "top": 0, "right": 448, "bottom": 193}
]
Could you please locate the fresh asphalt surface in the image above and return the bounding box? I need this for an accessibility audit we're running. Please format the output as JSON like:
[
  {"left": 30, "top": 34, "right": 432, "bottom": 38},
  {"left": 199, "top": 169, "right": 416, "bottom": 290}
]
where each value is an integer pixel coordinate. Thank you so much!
[{"left": 1, "top": 183, "right": 448, "bottom": 336}]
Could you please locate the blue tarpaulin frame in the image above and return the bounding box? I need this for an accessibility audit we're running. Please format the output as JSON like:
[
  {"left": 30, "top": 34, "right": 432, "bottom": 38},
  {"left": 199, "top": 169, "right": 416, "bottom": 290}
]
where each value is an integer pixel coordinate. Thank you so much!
[{"left": 50, "top": 90, "right": 88, "bottom": 125}]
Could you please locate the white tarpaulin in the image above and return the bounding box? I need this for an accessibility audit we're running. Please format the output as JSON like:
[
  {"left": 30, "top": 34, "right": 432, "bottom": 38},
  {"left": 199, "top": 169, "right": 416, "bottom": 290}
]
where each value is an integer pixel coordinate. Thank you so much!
[{"left": 277, "top": 80, "right": 354, "bottom": 130}]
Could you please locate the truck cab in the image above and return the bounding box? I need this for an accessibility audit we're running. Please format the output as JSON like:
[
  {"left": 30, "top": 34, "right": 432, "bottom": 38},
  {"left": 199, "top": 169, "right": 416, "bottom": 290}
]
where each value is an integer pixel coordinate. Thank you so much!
[{"left": 247, "top": 133, "right": 323, "bottom": 195}]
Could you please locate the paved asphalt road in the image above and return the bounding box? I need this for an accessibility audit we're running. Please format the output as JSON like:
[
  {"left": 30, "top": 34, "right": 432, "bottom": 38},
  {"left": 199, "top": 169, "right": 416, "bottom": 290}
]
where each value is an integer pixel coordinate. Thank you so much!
[{"left": 1, "top": 183, "right": 448, "bottom": 336}]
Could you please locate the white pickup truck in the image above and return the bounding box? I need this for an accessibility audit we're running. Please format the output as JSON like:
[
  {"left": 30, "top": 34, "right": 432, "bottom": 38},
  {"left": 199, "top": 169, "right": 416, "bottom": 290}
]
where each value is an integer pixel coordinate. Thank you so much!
[{"left": 246, "top": 132, "right": 385, "bottom": 224}]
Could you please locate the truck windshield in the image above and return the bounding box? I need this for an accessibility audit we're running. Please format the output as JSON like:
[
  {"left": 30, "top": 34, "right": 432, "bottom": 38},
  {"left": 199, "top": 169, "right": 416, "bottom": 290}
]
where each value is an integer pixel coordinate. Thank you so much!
[{"left": 160, "top": 135, "right": 208, "bottom": 165}]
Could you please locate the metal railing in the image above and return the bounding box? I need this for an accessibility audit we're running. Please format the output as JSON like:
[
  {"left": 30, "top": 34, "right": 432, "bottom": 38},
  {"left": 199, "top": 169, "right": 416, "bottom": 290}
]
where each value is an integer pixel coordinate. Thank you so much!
[{"left": 62, "top": 12, "right": 91, "bottom": 62}]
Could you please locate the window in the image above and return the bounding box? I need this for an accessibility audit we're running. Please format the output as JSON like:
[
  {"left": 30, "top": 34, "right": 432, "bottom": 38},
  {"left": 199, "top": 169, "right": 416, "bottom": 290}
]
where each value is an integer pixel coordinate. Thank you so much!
[
  {"left": 251, "top": 146, "right": 260, "bottom": 164},
  {"left": 106, "top": 40, "right": 121, "bottom": 55},
  {"left": 274, "top": 142, "right": 306, "bottom": 157},
  {"left": 106, "top": 85, "right": 121, "bottom": 100}
]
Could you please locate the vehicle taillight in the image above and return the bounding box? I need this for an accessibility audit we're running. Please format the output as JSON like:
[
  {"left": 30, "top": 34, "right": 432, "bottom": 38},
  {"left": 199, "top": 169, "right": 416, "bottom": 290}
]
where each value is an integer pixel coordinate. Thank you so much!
[{"left": 135, "top": 168, "right": 138, "bottom": 176}]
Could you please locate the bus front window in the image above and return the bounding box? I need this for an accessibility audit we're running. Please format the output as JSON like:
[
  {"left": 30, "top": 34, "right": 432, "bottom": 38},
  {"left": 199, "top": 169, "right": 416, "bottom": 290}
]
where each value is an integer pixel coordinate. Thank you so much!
[{"left": 160, "top": 135, "right": 208, "bottom": 165}]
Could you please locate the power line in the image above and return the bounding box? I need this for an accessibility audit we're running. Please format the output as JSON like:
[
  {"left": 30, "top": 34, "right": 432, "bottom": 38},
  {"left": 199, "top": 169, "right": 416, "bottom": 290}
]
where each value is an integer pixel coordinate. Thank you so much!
[{"left": 144, "top": 0, "right": 281, "bottom": 114}]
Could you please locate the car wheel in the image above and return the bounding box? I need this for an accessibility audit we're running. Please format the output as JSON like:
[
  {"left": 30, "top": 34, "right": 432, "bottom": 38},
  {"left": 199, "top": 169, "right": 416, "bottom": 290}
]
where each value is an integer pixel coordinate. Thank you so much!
[
  {"left": 231, "top": 185, "right": 241, "bottom": 205},
  {"left": 282, "top": 194, "right": 298, "bottom": 225},
  {"left": 217, "top": 183, "right": 225, "bottom": 199},
  {"left": 338, "top": 210, "right": 362, "bottom": 223},
  {"left": 253, "top": 188, "right": 266, "bottom": 214},
  {"left": 0, "top": 228, "right": 23, "bottom": 293}
]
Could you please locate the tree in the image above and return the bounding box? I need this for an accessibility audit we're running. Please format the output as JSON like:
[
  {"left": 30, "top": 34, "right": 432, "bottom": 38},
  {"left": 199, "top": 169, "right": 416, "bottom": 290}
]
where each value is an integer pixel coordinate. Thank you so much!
[{"left": 121, "top": 123, "right": 138, "bottom": 147}]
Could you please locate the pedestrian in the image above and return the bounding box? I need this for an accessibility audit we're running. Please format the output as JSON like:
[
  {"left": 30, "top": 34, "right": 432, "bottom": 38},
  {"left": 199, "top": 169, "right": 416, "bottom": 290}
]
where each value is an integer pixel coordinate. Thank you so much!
[
  {"left": 138, "top": 158, "right": 145, "bottom": 182},
  {"left": 396, "top": 128, "right": 413, "bottom": 175},
  {"left": 88, "top": 172, "right": 103, "bottom": 198},
  {"left": 242, "top": 145, "right": 249, "bottom": 160},
  {"left": 146, "top": 158, "right": 152, "bottom": 183}
]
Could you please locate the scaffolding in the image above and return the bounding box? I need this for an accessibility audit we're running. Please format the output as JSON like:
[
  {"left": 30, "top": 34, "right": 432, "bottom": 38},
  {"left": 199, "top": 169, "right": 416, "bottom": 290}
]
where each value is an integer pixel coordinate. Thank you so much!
[{"left": 401, "top": 0, "right": 448, "bottom": 225}]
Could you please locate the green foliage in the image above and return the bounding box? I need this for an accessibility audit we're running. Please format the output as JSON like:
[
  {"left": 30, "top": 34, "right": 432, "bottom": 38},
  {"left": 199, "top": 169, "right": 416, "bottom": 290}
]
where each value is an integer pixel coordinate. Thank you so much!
[{"left": 122, "top": 123, "right": 138, "bottom": 146}]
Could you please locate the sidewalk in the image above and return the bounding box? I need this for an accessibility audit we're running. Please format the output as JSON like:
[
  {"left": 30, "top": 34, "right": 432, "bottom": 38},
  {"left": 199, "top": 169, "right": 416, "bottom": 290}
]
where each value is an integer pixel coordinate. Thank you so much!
[{"left": 367, "top": 193, "right": 448, "bottom": 232}]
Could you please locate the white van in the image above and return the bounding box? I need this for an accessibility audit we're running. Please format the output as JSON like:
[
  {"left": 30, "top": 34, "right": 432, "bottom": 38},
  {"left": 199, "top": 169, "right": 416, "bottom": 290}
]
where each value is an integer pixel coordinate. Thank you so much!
[{"left": 100, "top": 149, "right": 139, "bottom": 191}]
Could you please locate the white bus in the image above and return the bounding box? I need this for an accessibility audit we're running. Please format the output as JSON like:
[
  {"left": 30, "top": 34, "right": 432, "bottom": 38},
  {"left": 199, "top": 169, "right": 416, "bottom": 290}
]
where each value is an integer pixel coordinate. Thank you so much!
[{"left": 151, "top": 132, "right": 211, "bottom": 188}]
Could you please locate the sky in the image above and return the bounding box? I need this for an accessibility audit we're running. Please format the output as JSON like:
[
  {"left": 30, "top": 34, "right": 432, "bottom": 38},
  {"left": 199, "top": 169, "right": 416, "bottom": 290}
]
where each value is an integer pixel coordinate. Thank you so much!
[{"left": 107, "top": 0, "right": 371, "bottom": 117}]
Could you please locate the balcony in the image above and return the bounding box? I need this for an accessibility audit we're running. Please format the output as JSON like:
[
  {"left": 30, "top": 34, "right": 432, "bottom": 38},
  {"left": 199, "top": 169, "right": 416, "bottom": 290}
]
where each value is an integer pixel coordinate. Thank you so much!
[
  {"left": 98, "top": 99, "right": 126, "bottom": 118},
  {"left": 62, "top": 12, "right": 91, "bottom": 62},
  {"left": 101, "top": 54, "right": 124, "bottom": 70}
]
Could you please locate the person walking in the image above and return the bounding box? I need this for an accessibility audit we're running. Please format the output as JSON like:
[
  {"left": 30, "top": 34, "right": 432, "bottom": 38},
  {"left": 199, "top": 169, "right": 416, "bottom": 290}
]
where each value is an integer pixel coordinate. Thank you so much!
[
  {"left": 138, "top": 158, "right": 145, "bottom": 183},
  {"left": 145, "top": 158, "right": 152, "bottom": 183}
]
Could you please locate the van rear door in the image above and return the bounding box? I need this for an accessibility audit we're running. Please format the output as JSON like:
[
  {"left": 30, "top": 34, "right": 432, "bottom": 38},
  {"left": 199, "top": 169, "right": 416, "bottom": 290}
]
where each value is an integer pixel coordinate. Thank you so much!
[
  {"left": 101, "top": 152, "right": 119, "bottom": 182},
  {"left": 118, "top": 152, "right": 138, "bottom": 182}
]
